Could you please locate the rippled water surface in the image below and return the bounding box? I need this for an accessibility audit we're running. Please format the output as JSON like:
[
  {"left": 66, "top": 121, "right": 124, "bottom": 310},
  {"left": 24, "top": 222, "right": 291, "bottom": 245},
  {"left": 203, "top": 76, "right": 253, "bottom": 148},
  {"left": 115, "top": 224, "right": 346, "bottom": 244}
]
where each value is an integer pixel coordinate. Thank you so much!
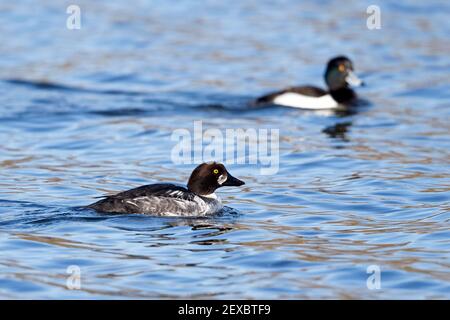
[{"left": 0, "top": 0, "right": 449, "bottom": 299}]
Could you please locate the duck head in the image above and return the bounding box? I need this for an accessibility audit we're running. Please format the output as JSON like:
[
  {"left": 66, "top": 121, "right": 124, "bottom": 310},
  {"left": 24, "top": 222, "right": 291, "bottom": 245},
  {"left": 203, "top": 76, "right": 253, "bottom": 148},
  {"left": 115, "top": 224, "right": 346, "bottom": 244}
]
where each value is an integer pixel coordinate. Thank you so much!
[
  {"left": 325, "top": 56, "right": 364, "bottom": 91},
  {"left": 187, "top": 162, "right": 245, "bottom": 196}
]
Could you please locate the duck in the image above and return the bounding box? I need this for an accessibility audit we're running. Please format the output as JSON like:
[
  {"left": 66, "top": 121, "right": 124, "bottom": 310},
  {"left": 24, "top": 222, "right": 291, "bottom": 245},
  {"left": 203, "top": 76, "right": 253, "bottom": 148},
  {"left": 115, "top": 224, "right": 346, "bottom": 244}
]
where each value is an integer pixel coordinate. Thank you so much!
[
  {"left": 87, "top": 162, "right": 245, "bottom": 216},
  {"left": 255, "top": 56, "right": 364, "bottom": 110}
]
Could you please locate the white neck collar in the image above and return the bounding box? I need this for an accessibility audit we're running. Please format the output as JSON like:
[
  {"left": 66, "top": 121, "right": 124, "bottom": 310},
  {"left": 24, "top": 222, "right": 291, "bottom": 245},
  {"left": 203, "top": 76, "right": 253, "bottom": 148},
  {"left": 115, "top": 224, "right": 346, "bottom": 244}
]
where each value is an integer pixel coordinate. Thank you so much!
[{"left": 202, "top": 193, "right": 218, "bottom": 199}]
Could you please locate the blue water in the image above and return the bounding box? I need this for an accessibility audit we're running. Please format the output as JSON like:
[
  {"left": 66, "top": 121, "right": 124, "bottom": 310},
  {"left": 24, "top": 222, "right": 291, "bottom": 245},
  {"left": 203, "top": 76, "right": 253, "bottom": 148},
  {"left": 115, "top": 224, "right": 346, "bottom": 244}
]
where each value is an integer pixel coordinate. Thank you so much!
[{"left": 0, "top": 0, "right": 449, "bottom": 299}]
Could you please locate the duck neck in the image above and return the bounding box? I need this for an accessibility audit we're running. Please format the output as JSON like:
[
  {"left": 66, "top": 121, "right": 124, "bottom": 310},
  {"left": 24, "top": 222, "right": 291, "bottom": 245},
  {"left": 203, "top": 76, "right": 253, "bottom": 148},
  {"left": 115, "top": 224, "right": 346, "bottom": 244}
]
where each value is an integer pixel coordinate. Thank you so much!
[{"left": 201, "top": 193, "right": 218, "bottom": 200}]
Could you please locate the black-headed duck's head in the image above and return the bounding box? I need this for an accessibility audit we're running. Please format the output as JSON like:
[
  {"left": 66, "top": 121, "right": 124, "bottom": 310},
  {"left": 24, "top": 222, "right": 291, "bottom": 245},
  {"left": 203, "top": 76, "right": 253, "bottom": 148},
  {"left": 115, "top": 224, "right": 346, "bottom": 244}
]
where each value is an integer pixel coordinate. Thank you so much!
[
  {"left": 187, "top": 162, "right": 245, "bottom": 196},
  {"left": 324, "top": 56, "right": 364, "bottom": 91}
]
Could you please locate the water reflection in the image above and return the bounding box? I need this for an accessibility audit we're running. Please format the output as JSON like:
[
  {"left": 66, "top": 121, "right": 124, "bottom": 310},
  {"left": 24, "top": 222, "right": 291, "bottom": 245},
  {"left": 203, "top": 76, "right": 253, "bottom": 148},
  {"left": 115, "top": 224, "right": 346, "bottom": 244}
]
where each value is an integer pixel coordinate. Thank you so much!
[
  {"left": 323, "top": 121, "right": 353, "bottom": 141},
  {"left": 0, "top": 0, "right": 449, "bottom": 299}
]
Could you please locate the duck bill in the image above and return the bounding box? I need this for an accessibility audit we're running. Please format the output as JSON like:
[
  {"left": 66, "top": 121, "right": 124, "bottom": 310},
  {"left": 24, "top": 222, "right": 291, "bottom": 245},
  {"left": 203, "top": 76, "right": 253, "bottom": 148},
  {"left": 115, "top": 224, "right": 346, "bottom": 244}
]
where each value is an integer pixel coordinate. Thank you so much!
[
  {"left": 222, "top": 174, "right": 245, "bottom": 187},
  {"left": 345, "top": 70, "right": 364, "bottom": 87}
]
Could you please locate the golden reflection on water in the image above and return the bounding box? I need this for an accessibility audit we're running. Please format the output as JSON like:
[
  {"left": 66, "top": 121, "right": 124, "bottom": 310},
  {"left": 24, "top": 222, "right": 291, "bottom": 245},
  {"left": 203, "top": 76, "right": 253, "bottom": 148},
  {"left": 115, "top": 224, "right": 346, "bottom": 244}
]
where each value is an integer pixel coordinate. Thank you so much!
[{"left": 0, "top": 0, "right": 449, "bottom": 299}]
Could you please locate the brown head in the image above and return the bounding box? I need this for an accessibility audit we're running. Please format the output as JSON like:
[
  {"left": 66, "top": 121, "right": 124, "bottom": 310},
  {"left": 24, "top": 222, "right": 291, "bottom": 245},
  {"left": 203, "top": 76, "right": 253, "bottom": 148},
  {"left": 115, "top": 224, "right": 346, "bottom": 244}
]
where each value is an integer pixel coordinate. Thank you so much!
[{"left": 187, "top": 162, "right": 245, "bottom": 196}]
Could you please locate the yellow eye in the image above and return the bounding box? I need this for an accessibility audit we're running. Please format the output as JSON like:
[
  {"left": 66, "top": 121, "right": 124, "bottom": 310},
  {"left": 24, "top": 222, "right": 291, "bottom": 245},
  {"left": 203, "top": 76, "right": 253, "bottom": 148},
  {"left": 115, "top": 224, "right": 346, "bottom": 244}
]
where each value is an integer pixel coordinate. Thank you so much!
[
  {"left": 213, "top": 169, "right": 219, "bottom": 174},
  {"left": 338, "top": 64, "right": 345, "bottom": 72}
]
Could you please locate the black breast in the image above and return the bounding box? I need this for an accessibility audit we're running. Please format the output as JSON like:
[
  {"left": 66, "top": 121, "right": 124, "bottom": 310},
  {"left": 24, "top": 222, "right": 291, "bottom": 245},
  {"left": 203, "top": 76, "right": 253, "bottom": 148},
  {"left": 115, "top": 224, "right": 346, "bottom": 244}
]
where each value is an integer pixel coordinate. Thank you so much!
[{"left": 329, "top": 88, "right": 357, "bottom": 104}]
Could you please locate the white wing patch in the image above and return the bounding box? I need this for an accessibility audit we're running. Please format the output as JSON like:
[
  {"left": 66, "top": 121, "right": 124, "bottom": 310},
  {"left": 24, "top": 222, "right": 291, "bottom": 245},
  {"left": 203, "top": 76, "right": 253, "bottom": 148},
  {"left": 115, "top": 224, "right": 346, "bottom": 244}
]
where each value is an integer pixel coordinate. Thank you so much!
[
  {"left": 167, "top": 190, "right": 186, "bottom": 197},
  {"left": 125, "top": 200, "right": 140, "bottom": 207},
  {"left": 273, "top": 92, "right": 338, "bottom": 110}
]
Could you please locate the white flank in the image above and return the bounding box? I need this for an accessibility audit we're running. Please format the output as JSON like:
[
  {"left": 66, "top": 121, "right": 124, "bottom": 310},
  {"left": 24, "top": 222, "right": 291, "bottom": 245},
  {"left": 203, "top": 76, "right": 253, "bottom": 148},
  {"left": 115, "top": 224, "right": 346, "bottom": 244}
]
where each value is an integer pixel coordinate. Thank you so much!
[
  {"left": 273, "top": 92, "right": 338, "bottom": 110},
  {"left": 127, "top": 194, "right": 222, "bottom": 216}
]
